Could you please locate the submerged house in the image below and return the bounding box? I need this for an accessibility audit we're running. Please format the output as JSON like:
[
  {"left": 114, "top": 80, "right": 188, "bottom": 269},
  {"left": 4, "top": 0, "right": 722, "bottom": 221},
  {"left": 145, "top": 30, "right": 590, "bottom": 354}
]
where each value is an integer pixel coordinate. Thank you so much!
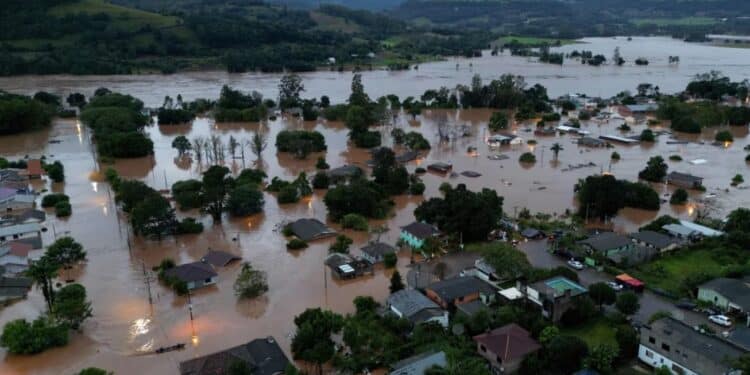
[
  {"left": 287, "top": 218, "right": 336, "bottom": 242},
  {"left": 324, "top": 253, "right": 373, "bottom": 280},
  {"left": 487, "top": 134, "right": 523, "bottom": 146},
  {"left": 179, "top": 336, "right": 290, "bottom": 375},
  {"left": 163, "top": 262, "right": 218, "bottom": 291},
  {"left": 327, "top": 165, "right": 362, "bottom": 184},
  {"left": 201, "top": 250, "right": 241, "bottom": 267},
  {"left": 577, "top": 137, "right": 607, "bottom": 148},
  {"left": 400, "top": 222, "right": 440, "bottom": 250},
  {"left": 0, "top": 275, "right": 32, "bottom": 303},
  {"left": 360, "top": 242, "right": 396, "bottom": 264},
  {"left": 427, "top": 162, "right": 452, "bottom": 174},
  {"left": 0, "top": 222, "right": 42, "bottom": 242},
  {"left": 667, "top": 172, "right": 704, "bottom": 189},
  {"left": 387, "top": 289, "right": 448, "bottom": 328}
]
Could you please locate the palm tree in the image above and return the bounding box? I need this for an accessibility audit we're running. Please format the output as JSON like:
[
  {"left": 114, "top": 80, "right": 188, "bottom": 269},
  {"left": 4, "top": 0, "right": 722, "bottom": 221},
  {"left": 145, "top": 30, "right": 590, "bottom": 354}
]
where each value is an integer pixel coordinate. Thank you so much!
[
  {"left": 551, "top": 142, "right": 563, "bottom": 161},
  {"left": 27, "top": 257, "right": 59, "bottom": 312},
  {"left": 250, "top": 131, "right": 267, "bottom": 161}
]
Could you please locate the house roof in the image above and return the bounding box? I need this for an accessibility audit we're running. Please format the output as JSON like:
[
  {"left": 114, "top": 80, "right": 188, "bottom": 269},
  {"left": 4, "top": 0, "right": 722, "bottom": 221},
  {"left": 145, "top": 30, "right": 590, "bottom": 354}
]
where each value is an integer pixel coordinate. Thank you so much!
[
  {"left": 647, "top": 317, "right": 746, "bottom": 370},
  {"left": 8, "top": 241, "right": 33, "bottom": 257},
  {"left": 201, "top": 250, "right": 241, "bottom": 267},
  {"left": 388, "top": 289, "right": 442, "bottom": 320},
  {"left": 401, "top": 222, "right": 439, "bottom": 240},
  {"left": 179, "top": 337, "right": 290, "bottom": 375},
  {"left": 579, "top": 232, "right": 631, "bottom": 252},
  {"left": 530, "top": 276, "right": 588, "bottom": 299},
  {"left": 327, "top": 165, "right": 362, "bottom": 178},
  {"left": 164, "top": 262, "right": 217, "bottom": 284},
  {"left": 625, "top": 103, "right": 659, "bottom": 113},
  {"left": 26, "top": 160, "right": 43, "bottom": 176},
  {"left": 426, "top": 276, "right": 495, "bottom": 302},
  {"left": 662, "top": 224, "right": 697, "bottom": 237},
  {"left": 0, "top": 188, "right": 15, "bottom": 201},
  {"left": 668, "top": 171, "right": 703, "bottom": 184},
  {"left": 396, "top": 151, "right": 419, "bottom": 164},
  {"left": 324, "top": 253, "right": 354, "bottom": 269},
  {"left": 0, "top": 276, "right": 32, "bottom": 297},
  {"left": 473, "top": 323, "right": 540, "bottom": 362},
  {"left": 679, "top": 220, "right": 724, "bottom": 237},
  {"left": 288, "top": 218, "right": 336, "bottom": 241},
  {"left": 360, "top": 242, "right": 396, "bottom": 259},
  {"left": 427, "top": 162, "right": 452, "bottom": 172},
  {"left": 699, "top": 277, "right": 750, "bottom": 310},
  {"left": 0, "top": 223, "right": 41, "bottom": 238},
  {"left": 391, "top": 350, "right": 447, "bottom": 375},
  {"left": 456, "top": 299, "right": 488, "bottom": 317},
  {"left": 630, "top": 230, "right": 676, "bottom": 249},
  {"left": 10, "top": 236, "right": 43, "bottom": 250},
  {"left": 520, "top": 228, "right": 542, "bottom": 239}
]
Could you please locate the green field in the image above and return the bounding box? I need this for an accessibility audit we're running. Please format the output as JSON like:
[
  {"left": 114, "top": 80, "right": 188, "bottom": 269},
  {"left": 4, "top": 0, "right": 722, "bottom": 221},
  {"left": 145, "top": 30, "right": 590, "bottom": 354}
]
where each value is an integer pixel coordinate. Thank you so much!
[
  {"left": 562, "top": 317, "right": 618, "bottom": 347},
  {"left": 50, "top": 0, "right": 180, "bottom": 30},
  {"left": 496, "top": 36, "right": 577, "bottom": 47},
  {"left": 632, "top": 17, "right": 718, "bottom": 27}
]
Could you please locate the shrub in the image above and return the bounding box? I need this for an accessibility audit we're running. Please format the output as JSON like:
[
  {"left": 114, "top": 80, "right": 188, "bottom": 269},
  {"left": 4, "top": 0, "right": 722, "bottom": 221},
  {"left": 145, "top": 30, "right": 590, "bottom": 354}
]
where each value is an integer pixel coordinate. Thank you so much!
[
  {"left": 341, "top": 214, "right": 368, "bottom": 231},
  {"left": 611, "top": 152, "right": 621, "bottom": 160},
  {"left": 409, "top": 181, "right": 426, "bottom": 195},
  {"left": 527, "top": 139, "right": 537, "bottom": 145},
  {"left": 669, "top": 155, "right": 682, "bottom": 161},
  {"left": 352, "top": 130, "right": 382, "bottom": 148},
  {"left": 286, "top": 239, "right": 308, "bottom": 250},
  {"left": 277, "top": 185, "right": 300, "bottom": 204},
  {"left": 55, "top": 201, "right": 72, "bottom": 217},
  {"left": 44, "top": 161, "right": 65, "bottom": 182},
  {"left": 316, "top": 157, "right": 330, "bottom": 170},
  {"left": 176, "top": 218, "right": 204, "bottom": 234},
  {"left": 670, "top": 189, "right": 688, "bottom": 205},
  {"left": 0, "top": 318, "right": 69, "bottom": 354},
  {"left": 519, "top": 152, "right": 536, "bottom": 163},
  {"left": 384, "top": 252, "right": 397, "bottom": 268},
  {"left": 541, "top": 112, "right": 561, "bottom": 122},
  {"left": 640, "top": 129, "right": 655, "bottom": 142},
  {"left": 312, "top": 172, "right": 330, "bottom": 189},
  {"left": 488, "top": 112, "right": 509, "bottom": 131},
  {"left": 715, "top": 130, "right": 734, "bottom": 143},
  {"left": 42, "top": 193, "right": 69, "bottom": 208},
  {"left": 414, "top": 167, "right": 426, "bottom": 174}
]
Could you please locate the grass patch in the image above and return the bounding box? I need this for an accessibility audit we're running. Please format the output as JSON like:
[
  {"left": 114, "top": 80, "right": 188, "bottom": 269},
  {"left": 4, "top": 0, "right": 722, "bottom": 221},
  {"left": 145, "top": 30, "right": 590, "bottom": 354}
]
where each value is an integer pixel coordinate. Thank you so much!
[
  {"left": 561, "top": 317, "right": 617, "bottom": 348},
  {"left": 311, "top": 11, "right": 362, "bottom": 34},
  {"left": 49, "top": 0, "right": 179, "bottom": 31},
  {"left": 631, "top": 17, "right": 718, "bottom": 27},
  {"left": 496, "top": 35, "right": 577, "bottom": 47}
]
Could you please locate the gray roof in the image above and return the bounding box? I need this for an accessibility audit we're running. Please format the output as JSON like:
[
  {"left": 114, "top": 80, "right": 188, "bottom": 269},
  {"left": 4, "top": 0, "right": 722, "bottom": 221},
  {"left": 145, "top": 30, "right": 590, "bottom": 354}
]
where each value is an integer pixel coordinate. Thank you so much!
[
  {"left": 164, "top": 262, "right": 217, "bottom": 283},
  {"left": 201, "top": 250, "right": 241, "bottom": 267},
  {"left": 288, "top": 218, "right": 336, "bottom": 241},
  {"left": 426, "top": 276, "right": 495, "bottom": 302},
  {"left": 391, "top": 350, "right": 447, "bottom": 375},
  {"left": 180, "top": 337, "right": 290, "bottom": 375},
  {"left": 630, "top": 230, "right": 676, "bottom": 249},
  {"left": 401, "top": 222, "right": 439, "bottom": 240},
  {"left": 360, "top": 242, "right": 396, "bottom": 258},
  {"left": 647, "top": 317, "right": 746, "bottom": 370},
  {"left": 521, "top": 228, "right": 542, "bottom": 239},
  {"left": 699, "top": 277, "right": 750, "bottom": 310},
  {"left": 456, "top": 299, "right": 488, "bottom": 317},
  {"left": 668, "top": 171, "right": 703, "bottom": 184},
  {"left": 0, "top": 276, "right": 32, "bottom": 298},
  {"left": 626, "top": 103, "right": 659, "bottom": 113},
  {"left": 0, "top": 223, "right": 41, "bottom": 238},
  {"left": 0, "top": 188, "right": 15, "bottom": 201},
  {"left": 578, "top": 137, "right": 607, "bottom": 147},
  {"left": 663, "top": 223, "right": 698, "bottom": 237},
  {"left": 327, "top": 165, "right": 362, "bottom": 178},
  {"left": 396, "top": 151, "right": 419, "bottom": 164},
  {"left": 579, "top": 232, "right": 631, "bottom": 252},
  {"left": 10, "top": 235, "right": 43, "bottom": 250},
  {"left": 388, "top": 289, "right": 442, "bottom": 320}
]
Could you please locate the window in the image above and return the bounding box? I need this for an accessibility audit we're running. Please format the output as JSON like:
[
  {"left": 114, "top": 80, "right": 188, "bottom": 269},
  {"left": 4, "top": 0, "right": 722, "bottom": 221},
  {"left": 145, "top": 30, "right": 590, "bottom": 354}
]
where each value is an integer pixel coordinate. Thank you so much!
[
  {"left": 649, "top": 336, "right": 656, "bottom": 344},
  {"left": 205, "top": 278, "right": 212, "bottom": 283},
  {"left": 671, "top": 364, "right": 685, "bottom": 375},
  {"left": 645, "top": 350, "right": 654, "bottom": 358},
  {"left": 661, "top": 343, "right": 670, "bottom": 352},
  {"left": 480, "top": 345, "right": 486, "bottom": 352}
]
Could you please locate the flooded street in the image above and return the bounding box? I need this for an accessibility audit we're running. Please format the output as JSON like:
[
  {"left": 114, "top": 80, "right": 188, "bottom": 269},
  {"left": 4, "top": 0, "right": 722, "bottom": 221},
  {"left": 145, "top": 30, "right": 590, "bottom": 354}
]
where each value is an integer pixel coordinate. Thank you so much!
[
  {"left": 0, "top": 37, "right": 749, "bottom": 107},
  {"left": 1, "top": 105, "right": 749, "bottom": 373},
  {"left": 1, "top": 36, "right": 750, "bottom": 375}
]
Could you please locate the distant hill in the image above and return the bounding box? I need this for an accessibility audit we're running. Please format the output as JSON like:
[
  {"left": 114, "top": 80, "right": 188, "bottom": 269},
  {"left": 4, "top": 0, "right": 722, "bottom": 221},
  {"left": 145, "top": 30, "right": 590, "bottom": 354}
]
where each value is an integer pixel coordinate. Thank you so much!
[
  {"left": 111, "top": 0, "right": 404, "bottom": 11},
  {"left": 0, "top": 0, "right": 489, "bottom": 75}
]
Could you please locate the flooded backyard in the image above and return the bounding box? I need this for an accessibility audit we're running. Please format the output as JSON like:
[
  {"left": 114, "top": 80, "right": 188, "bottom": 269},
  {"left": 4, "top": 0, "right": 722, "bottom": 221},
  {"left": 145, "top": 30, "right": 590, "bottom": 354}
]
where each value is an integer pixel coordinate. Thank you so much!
[{"left": 1, "top": 36, "right": 750, "bottom": 375}]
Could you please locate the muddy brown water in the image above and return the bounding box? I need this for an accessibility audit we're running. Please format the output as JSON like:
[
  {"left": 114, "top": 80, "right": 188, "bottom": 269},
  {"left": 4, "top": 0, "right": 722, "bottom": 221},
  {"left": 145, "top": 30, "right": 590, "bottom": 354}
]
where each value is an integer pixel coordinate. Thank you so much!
[
  {"left": 1, "top": 37, "right": 750, "bottom": 107},
  {"left": 1, "top": 107, "right": 749, "bottom": 374}
]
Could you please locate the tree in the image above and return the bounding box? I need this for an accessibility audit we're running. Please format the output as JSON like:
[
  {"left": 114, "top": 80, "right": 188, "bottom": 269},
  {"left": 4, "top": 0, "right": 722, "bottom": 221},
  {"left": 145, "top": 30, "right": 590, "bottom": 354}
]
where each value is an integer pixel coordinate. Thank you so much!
[
  {"left": 324, "top": 179, "right": 390, "bottom": 220},
  {"left": 615, "top": 325, "right": 638, "bottom": 361},
  {"left": 539, "top": 326, "right": 560, "bottom": 347},
  {"left": 488, "top": 112, "right": 509, "bottom": 131},
  {"left": 353, "top": 296, "right": 379, "bottom": 315},
  {"left": 202, "top": 165, "right": 233, "bottom": 222},
  {"left": 547, "top": 335, "right": 588, "bottom": 374},
  {"left": 227, "top": 184, "right": 264, "bottom": 216},
  {"left": 615, "top": 292, "right": 640, "bottom": 315},
  {"left": 588, "top": 282, "right": 616, "bottom": 309},
  {"left": 130, "top": 195, "right": 177, "bottom": 239},
  {"left": 251, "top": 131, "right": 268, "bottom": 161},
  {"left": 670, "top": 188, "right": 688, "bottom": 204},
  {"left": 472, "top": 242, "right": 531, "bottom": 281},
  {"left": 45, "top": 237, "right": 86, "bottom": 270},
  {"left": 329, "top": 235, "right": 353, "bottom": 254},
  {"left": 53, "top": 283, "right": 92, "bottom": 330},
  {"left": 0, "top": 317, "right": 69, "bottom": 354},
  {"left": 349, "top": 73, "right": 370, "bottom": 106},
  {"left": 640, "top": 129, "right": 655, "bottom": 142},
  {"left": 44, "top": 161, "right": 65, "bottom": 182},
  {"left": 638, "top": 156, "right": 668, "bottom": 182},
  {"left": 67, "top": 93, "right": 87, "bottom": 109},
  {"left": 716, "top": 130, "right": 734, "bottom": 143},
  {"left": 389, "top": 270, "right": 405, "bottom": 294},
  {"left": 279, "top": 74, "right": 304, "bottom": 109},
  {"left": 291, "top": 308, "right": 344, "bottom": 375},
  {"left": 172, "top": 179, "right": 203, "bottom": 209},
  {"left": 551, "top": 143, "right": 563, "bottom": 161},
  {"left": 27, "top": 256, "right": 59, "bottom": 311},
  {"left": 233, "top": 263, "right": 268, "bottom": 299},
  {"left": 77, "top": 368, "right": 112, "bottom": 375},
  {"left": 583, "top": 344, "right": 618, "bottom": 374},
  {"left": 519, "top": 152, "right": 536, "bottom": 163},
  {"left": 172, "top": 135, "right": 191, "bottom": 156}
]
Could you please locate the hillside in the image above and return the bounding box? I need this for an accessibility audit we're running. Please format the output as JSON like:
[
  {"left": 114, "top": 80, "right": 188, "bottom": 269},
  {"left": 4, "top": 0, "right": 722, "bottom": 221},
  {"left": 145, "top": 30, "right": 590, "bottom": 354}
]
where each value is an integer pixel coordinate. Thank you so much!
[
  {"left": 394, "top": 0, "right": 750, "bottom": 38},
  {"left": 0, "top": 0, "right": 489, "bottom": 76}
]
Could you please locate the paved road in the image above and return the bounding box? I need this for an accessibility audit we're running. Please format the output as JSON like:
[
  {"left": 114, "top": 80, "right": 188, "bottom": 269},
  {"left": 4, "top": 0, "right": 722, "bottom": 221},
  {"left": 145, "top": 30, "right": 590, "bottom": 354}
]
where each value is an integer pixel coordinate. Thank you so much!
[{"left": 518, "top": 240, "right": 711, "bottom": 328}]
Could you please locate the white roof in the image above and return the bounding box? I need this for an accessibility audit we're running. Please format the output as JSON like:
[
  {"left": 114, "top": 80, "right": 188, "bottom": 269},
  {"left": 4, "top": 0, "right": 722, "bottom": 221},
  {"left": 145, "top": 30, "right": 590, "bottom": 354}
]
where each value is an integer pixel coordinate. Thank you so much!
[
  {"left": 13, "top": 194, "right": 35, "bottom": 204},
  {"left": 499, "top": 287, "right": 523, "bottom": 300},
  {"left": 662, "top": 224, "right": 697, "bottom": 237},
  {"left": 338, "top": 264, "right": 355, "bottom": 273},
  {"left": 0, "top": 223, "right": 41, "bottom": 237},
  {"left": 679, "top": 220, "right": 724, "bottom": 237},
  {"left": 689, "top": 159, "right": 708, "bottom": 165}
]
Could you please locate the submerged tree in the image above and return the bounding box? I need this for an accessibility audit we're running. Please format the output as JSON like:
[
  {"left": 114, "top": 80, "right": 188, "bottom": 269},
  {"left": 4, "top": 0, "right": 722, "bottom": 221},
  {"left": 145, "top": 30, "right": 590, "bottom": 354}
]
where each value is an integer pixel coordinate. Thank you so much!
[
  {"left": 233, "top": 262, "right": 269, "bottom": 299},
  {"left": 250, "top": 131, "right": 268, "bottom": 161}
]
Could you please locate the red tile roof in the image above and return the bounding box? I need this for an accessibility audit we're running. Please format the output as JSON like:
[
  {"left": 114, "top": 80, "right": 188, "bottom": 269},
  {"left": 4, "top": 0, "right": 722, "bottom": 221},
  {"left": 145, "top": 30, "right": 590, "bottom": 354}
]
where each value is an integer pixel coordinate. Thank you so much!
[
  {"left": 26, "top": 160, "right": 43, "bottom": 177},
  {"left": 8, "top": 241, "right": 33, "bottom": 257},
  {"left": 473, "top": 323, "right": 541, "bottom": 362}
]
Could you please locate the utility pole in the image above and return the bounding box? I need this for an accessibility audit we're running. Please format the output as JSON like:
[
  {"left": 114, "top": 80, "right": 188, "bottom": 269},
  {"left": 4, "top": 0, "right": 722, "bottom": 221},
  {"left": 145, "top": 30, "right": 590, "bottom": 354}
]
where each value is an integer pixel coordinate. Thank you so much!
[{"left": 142, "top": 262, "right": 153, "bottom": 305}]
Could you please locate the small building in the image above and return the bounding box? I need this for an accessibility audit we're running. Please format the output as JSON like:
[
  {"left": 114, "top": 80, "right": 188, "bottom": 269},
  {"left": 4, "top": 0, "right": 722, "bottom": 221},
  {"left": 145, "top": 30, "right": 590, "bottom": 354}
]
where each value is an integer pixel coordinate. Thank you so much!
[
  {"left": 0, "top": 276, "right": 32, "bottom": 303},
  {"left": 598, "top": 134, "right": 639, "bottom": 144},
  {"left": 0, "top": 222, "right": 42, "bottom": 242},
  {"left": 638, "top": 317, "right": 747, "bottom": 375},
  {"left": 400, "top": 222, "right": 440, "bottom": 249},
  {"left": 4, "top": 209, "right": 46, "bottom": 223},
  {"left": 390, "top": 350, "right": 447, "bottom": 375},
  {"left": 0, "top": 188, "right": 35, "bottom": 213},
  {"left": 425, "top": 276, "right": 496, "bottom": 309},
  {"left": 698, "top": 277, "right": 750, "bottom": 317},
  {"left": 679, "top": 220, "right": 724, "bottom": 237},
  {"left": 287, "top": 218, "right": 336, "bottom": 242},
  {"left": 387, "top": 289, "right": 448, "bottom": 328},
  {"left": 201, "top": 250, "right": 241, "bottom": 267},
  {"left": 577, "top": 137, "right": 607, "bottom": 148},
  {"left": 327, "top": 165, "right": 362, "bottom": 183},
  {"left": 427, "top": 162, "right": 452, "bottom": 174},
  {"left": 395, "top": 151, "right": 420, "bottom": 164},
  {"left": 473, "top": 324, "right": 541, "bottom": 374},
  {"left": 662, "top": 223, "right": 701, "bottom": 241},
  {"left": 630, "top": 231, "right": 679, "bottom": 253},
  {"left": 615, "top": 273, "right": 645, "bottom": 293},
  {"left": 26, "top": 160, "right": 43, "bottom": 180},
  {"left": 0, "top": 169, "right": 30, "bottom": 192},
  {"left": 487, "top": 134, "right": 523, "bottom": 146},
  {"left": 462, "top": 257, "right": 500, "bottom": 283},
  {"left": 620, "top": 103, "right": 659, "bottom": 117},
  {"left": 667, "top": 172, "right": 704, "bottom": 189},
  {"left": 179, "top": 336, "right": 290, "bottom": 375},
  {"left": 0, "top": 241, "right": 33, "bottom": 276},
  {"left": 520, "top": 228, "right": 544, "bottom": 240},
  {"left": 525, "top": 276, "right": 588, "bottom": 322},
  {"left": 163, "top": 262, "right": 218, "bottom": 291},
  {"left": 324, "top": 253, "right": 373, "bottom": 280},
  {"left": 579, "top": 232, "right": 634, "bottom": 258},
  {"left": 360, "top": 242, "right": 396, "bottom": 264}
]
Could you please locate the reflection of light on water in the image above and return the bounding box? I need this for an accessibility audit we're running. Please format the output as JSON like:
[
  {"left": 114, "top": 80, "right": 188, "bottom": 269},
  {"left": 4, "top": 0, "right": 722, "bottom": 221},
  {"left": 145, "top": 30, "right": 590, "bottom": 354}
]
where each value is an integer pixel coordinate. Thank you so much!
[
  {"left": 138, "top": 338, "right": 155, "bottom": 353},
  {"left": 129, "top": 318, "right": 151, "bottom": 338},
  {"left": 724, "top": 141, "right": 732, "bottom": 148},
  {"left": 306, "top": 196, "right": 314, "bottom": 214},
  {"left": 247, "top": 220, "right": 252, "bottom": 229},
  {"left": 91, "top": 181, "right": 98, "bottom": 193},
  {"left": 191, "top": 335, "right": 200, "bottom": 347},
  {"left": 76, "top": 120, "right": 82, "bottom": 144},
  {"left": 529, "top": 144, "right": 536, "bottom": 153},
  {"left": 415, "top": 157, "right": 423, "bottom": 166},
  {"left": 102, "top": 205, "right": 108, "bottom": 216},
  {"left": 687, "top": 203, "right": 695, "bottom": 216}
]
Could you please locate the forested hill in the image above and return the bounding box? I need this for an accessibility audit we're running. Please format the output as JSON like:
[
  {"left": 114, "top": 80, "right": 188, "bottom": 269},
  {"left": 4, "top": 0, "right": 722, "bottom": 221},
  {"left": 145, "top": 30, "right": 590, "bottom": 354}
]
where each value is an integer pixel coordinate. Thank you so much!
[
  {"left": 395, "top": 0, "right": 750, "bottom": 38},
  {"left": 0, "top": 0, "right": 490, "bottom": 76},
  {"left": 112, "top": 0, "right": 404, "bottom": 11}
]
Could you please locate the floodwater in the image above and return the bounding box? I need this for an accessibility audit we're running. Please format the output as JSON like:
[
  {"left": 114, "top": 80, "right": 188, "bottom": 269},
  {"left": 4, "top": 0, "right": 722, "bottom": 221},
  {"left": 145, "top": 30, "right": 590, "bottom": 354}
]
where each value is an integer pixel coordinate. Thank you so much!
[
  {"left": 1, "top": 37, "right": 750, "bottom": 107},
  {"left": 1, "top": 105, "right": 749, "bottom": 374}
]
